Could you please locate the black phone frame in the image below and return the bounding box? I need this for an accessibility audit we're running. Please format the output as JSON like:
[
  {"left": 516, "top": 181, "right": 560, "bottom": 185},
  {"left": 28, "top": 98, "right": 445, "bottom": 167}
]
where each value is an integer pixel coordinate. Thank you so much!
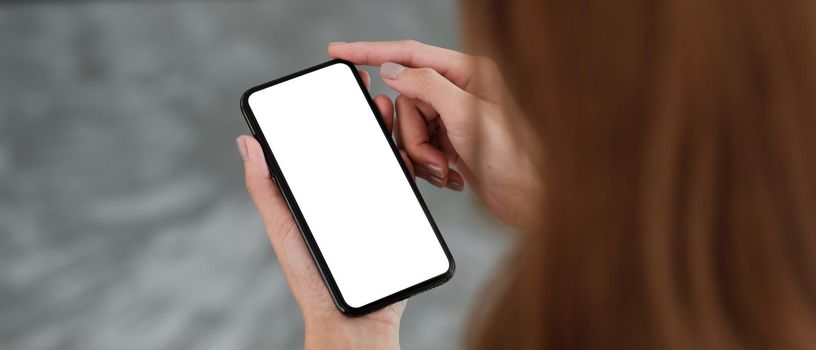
[{"left": 239, "top": 59, "right": 455, "bottom": 316}]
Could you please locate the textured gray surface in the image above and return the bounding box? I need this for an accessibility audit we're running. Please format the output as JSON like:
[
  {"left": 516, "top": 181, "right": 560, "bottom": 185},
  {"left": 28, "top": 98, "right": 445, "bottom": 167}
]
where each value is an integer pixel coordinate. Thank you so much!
[{"left": 0, "top": 1, "right": 512, "bottom": 349}]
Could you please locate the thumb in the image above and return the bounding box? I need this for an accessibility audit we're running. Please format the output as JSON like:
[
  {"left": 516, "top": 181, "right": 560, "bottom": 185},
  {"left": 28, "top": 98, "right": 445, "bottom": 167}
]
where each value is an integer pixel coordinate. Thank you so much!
[
  {"left": 380, "top": 62, "right": 476, "bottom": 138},
  {"left": 237, "top": 135, "right": 290, "bottom": 235}
]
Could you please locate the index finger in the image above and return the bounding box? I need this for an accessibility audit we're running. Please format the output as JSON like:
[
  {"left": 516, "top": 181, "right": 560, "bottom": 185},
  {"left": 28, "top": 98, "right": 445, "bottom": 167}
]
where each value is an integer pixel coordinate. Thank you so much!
[{"left": 328, "top": 40, "right": 474, "bottom": 88}]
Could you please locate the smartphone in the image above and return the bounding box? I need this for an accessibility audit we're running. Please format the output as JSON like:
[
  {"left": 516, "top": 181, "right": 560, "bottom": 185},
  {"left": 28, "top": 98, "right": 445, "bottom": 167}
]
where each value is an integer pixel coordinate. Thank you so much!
[{"left": 239, "top": 59, "right": 455, "bottom": 316}]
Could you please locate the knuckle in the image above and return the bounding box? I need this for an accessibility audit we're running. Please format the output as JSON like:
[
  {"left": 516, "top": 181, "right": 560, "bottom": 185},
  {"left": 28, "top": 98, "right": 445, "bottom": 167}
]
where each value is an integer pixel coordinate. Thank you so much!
[
  {"left": 400, "top": 149, "right": 413, "bottom": 161},
  {"left": 402, "top": 139, "right": 419, "bottom": 151},
  {"left": 245, "top": 180, "right": 260, "bottom": 194},
  {"left": 395, "top": 94, "right": 408, "bottom": 106},
  {"left": 245, "top": 185, "right": 258, "bottom": 198},
  {"left": 475, "top": 55, "right": 498, "bottom": 70},
  {"left": 244, "top": 176, "right": 271, "bottom": 195},
  {"left": 413, "top": 67, "right": 440, "bottom": 85},
  {"left": 402, "top": 39, "right": 422, "bottom": 49},
  {"left": 402, "top": 139, "right": 422, "bottom": 154}
]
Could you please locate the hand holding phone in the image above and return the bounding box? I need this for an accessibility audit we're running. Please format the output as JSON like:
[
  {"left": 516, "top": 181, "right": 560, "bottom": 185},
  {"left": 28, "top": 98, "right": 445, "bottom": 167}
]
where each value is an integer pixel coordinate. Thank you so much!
[
  {"left": 239, "top": 60, "right": 454, "bottom": 317},
  {"left": 328, "top": 41, "right": 544, "bottom": 230},
  {"left": 237, "top": 135, "right": 406, "bottom": 349}
]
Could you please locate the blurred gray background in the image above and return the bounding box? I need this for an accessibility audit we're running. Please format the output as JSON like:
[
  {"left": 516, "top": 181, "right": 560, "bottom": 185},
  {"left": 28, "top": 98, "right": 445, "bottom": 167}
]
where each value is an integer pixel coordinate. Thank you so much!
[{"left": 0, "top": 1, "right": 512, "bottom": 349}]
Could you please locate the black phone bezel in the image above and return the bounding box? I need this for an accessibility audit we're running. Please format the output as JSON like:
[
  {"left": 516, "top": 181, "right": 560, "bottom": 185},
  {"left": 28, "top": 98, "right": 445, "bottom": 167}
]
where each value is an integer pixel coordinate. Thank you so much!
[{"left": 239, "top": 59, "right": 455, "bottom": 316}]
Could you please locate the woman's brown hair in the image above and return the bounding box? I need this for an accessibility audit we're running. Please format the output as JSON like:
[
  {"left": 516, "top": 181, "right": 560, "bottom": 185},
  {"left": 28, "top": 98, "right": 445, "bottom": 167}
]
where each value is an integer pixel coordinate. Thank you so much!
[{"left": 462, "top": 0, "right": 816, "bottom": 348}]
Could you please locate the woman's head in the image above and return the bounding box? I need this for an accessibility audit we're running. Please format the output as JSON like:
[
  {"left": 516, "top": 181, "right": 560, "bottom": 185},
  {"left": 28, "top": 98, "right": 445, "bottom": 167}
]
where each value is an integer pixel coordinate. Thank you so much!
[{"left": 462, "top": 0, "right": 816, "bottom": 348}]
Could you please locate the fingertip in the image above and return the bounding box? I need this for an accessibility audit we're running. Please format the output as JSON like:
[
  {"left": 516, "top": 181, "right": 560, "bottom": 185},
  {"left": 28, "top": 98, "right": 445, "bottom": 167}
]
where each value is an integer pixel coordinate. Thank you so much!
[
  {"left": 374, "top": 95, "right": 395, "bottom": 132},
  {"left": 415, "top": 143, "right": 450, "bottom": 179},
  {"left": 422, "top": 174, "right": 446, "bottom": 188},
  {"left": 358, "top": 69, "right": 371, "bottom": 89},
  {"left": 446, "top": 170, "right": 465, "bottom": 192},
  {"left": 239, "top": 136, "right": 282, "bottom": 208},
  {"left": 374, "top": 94, "right": 393, "bottom": 108},
  {"left": 239, "top": 135, "right": 272, "bottom": 186},
  {"left": 236, "top": 135, "right": 249, "bottom": 161},
  {"left": 380, "top": 61, "right": 406, "bottom": 79},
  {"left": 424, "top": 162, "right": 446, "bottom": 179},
  {"left": 399, "top": 149, "right": 415, "bottom": 178},
  {"left": 328, "top": 41, "right": 343, "bottom": 54},
  {"left": 327, "top": 41, "right": 351, "bottom": 59},
  {"left": 414, "top": 164, "right": 446, "bottom": 188},
  {"left": 237, "top": 135, "right": 261, "bottom": 162}
]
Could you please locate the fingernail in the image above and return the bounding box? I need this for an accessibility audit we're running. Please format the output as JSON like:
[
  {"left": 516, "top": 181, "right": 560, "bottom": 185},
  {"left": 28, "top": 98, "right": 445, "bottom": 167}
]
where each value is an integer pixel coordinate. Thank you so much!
[
  {"left": 447, "top": 178, "right": 464, "bottom": 192},
  {"left": 236, "top": 137, "right": 249, "bottom": 160},
  {"left": 380, "top": 62, "right": 405, "bottom": 79},
  {"left": 329, "top": 41, "right": 346, "bottom": 46},
  {"left": 428, "top": 175, "right": 446, "bottom": 187},
  {"left": 425, "top": 163, "right": 444, "bottom": 178}
]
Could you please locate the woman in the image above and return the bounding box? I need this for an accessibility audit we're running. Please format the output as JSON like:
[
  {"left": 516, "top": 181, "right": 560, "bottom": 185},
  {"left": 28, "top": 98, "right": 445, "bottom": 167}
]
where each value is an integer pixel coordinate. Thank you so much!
[{"left": 235, "top": 0, "right": 816, "bottom": 348}]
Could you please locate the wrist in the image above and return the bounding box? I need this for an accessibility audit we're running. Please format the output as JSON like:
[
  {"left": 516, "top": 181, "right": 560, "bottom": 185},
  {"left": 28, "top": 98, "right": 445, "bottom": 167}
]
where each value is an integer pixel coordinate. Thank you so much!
[{"left": 304, "top": 318, "right": 400, "bottom": 350}]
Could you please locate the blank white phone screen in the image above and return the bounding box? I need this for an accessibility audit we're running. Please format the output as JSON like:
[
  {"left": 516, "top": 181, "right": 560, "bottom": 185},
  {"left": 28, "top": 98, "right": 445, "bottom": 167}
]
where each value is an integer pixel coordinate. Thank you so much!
[{"left": 247, "top": 62, "right": 451, "bottom": 308}]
